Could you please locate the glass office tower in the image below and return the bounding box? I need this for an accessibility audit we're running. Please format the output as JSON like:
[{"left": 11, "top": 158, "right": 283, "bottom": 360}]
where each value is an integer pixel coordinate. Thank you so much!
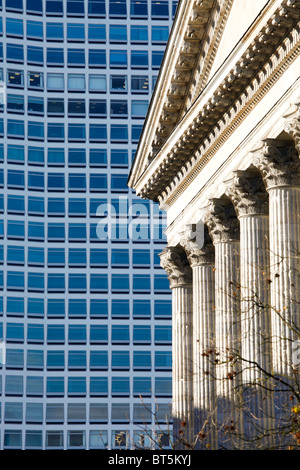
[{"left": 0, "top": 0, "right": 176, "bottom": 449}]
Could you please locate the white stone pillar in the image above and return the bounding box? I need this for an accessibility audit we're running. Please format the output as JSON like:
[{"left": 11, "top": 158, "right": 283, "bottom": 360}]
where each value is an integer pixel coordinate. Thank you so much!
[
  {"left": 255, "top": 139, "right": 300, "bottom": 377},
  {"left": 204, "top": 199, "right": 243, "bottom": 449},
  {"left": 226, "top": 172, "right": 274, "bottom": 447},
  {"left": 181, "top": 226, "right": 217, "bottom": 450},
  {"left": 159, "top": 246, "right": 193, "bottom": 448}
]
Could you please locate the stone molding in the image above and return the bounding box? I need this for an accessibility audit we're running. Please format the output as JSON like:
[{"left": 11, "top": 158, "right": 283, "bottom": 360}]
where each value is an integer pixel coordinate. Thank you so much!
[
  {"left": 131, "top": 1, "right": 300, "bottom": 204},
  {"left": 204, "top": 199, "right": 240, "bottom": 243},
  {"left": 148, "top": 0, "right": 229, "bottom": 160},
  {"left": 182, "top": 0, "right": 234, "bottom": 116},
  {"left": 159, "top": 246, "right": 192, "bottom": 289},
  {"left": 254, "top": 139, "right": 300, "bottom": 189},
  {"left": 226, "top": 171, "right": 269, "bottom": 217}
]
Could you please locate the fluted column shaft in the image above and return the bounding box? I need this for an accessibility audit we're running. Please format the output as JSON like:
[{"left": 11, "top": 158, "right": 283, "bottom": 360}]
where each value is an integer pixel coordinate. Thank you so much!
[
  {"left": 214, "top": 241, "right": 240, "bottom": 397},
  {"left": 227, "top": 171, "right": 276, "bottom": 447},
  {"left": 239, "top": 215, "right": 270, "bottom": 371},
  {"left": 268, "top": 186, "right": 300, "bottom": 375},
  {"left": 172, "top": 285, "right": 193, "bottom": 445},
  {"left": 159, "top": 246, "right": 193, "bottom": 448},
  {"left": 192, "top": 264, "right": 217, "bottom": 449},
  {"left": 239, "top": 214, "right": 275, "bottom": 447},
  {"left": 205, "top": 200, "right": 242, "bottom": 449},
  {"left": 239, "top": 215, "right": 271, "bottom": 379},
  {"left": 181, "top": 227, "right": 217, "bottom": 449},
  {"left": 255, "top": 139, "right": 300, "bottom": 376}
]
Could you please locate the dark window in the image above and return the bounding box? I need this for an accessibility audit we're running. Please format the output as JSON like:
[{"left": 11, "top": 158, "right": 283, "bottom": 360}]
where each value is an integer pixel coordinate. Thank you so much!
[
  {"left": 131, "top": 25, "right": 148, "bottom": 43},
  {"left": 27, "top": 0, "right": 42, "bottom": 13},
  {"left": 89, "top": 149, "right": 107, "bottom": 167},
  {"left": 6, "top": 18, "right": 23, "bottom": 37},
  {"left": 88, "top": 0, "right": 105, "bottom": 16},
  {"left": 151, "top": 0, "right": 169, "bottom": 17},
  {"left": 89, "top": 50, "right": 106, "bottom": 67},
  {"left": 28, "top": 97, "right": 44, "bottom": 115},
  {"left": 28, "top": 71, "right": 43, "bottom": 89},
  {"left": 7, "top": 70, "right": 24, "bottom": 87},
  {"left": 67, "top": 0, "right": 84, "bottom": 16},
  {"left": 68, "top": 49, "right": 85, "bottom": 66},
  {"left": 68, "top": 99, "right": 85, "bottom": 116},
  {"left": 46, "top": 23, "right": 63, "bottom": 41},
  {"left": 48, "top": 98, "right": 64, "bottom": 116},
  {"left": 110, "top": 25, "right": 127, "bottom": 43},
  {"left": 110, "top": 100, "right": 128, "bottom": 116},
  {"left": 130, "top": 0, "right": 147, "bottom": 17},
  {"left": 6, "top": 0, "right": 23, "bottom": 11},
  {"left": 109, "top": 0, "right": 126, "bottom": 17},
  {"left": 89, "top": 124, "right": 107, "bottom": 142},
  {"left": 7, "top": 44, "right": 23, "bottom": 62},
  {"left": 26, "top": 20, "right": 43, "bottom": 39},
  {"left": 67, "top": 24, "right": 85, "bottom": 41},
  {"left": 88, "top": 24, "right": 105, "bottom": 42},
  {"left": 110, "top": 50, "right": 127, "bottom": 68},
  {"left": 131, "top": 51, "right": 148, "bottom": 68},
  {"left": 89, "top": 99, "right": 106, "bottom": 117},
  {"left": 47, "top": 48, "right": 64, "bottom": 66},
  {"left": 46, "top": 0, "right": 63, "bottom": 15},
  {"left": 27, "top": 46, "right": 43, "bottom": 65},
  {"left": 110, "top": 75, "right": 127, "bottom": 92}
]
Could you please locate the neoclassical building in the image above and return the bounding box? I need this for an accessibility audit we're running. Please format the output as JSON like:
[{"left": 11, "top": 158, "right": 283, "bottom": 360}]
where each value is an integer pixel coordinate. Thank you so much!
[{"left": 128, "top": 0, "right": 300, "bottom": 449}]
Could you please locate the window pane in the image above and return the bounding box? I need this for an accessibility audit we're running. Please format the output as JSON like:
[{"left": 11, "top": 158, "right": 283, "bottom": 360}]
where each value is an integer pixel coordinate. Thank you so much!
[{"left": 88, "top": 0, "right": 105, "bottom": 16}]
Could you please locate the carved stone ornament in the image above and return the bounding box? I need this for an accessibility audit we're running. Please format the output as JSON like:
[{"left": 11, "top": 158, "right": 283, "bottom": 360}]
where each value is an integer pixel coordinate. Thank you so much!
[
  {"left": 180, "top": 225, "right": 214, "bottom": 267},
  {"left": 159, "top": 246, "right": 192, "bottom": 289},
  {"left": 254, "top": 139, "right": 300, "bottom": 189},
  {"left": 131, "top": 0, "right": 300, "bottom": 203},
  {"left": 226, "top": 172, "right": 269, "bottom": 217},
  {"left": 284, "top": 112, "right": 300, "bottom": 153},
  {"left": 204, "top": 199, "right": 240, "bottom": 244}
]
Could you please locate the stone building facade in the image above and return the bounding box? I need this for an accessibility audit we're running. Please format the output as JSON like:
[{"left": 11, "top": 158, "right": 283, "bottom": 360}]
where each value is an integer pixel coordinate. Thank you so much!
[{"left": 128, "top": 0, "right": 300, "bottom": 449}]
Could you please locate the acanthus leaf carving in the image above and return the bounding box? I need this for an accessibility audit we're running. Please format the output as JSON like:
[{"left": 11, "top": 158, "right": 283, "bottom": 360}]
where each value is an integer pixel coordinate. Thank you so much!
[
  {"left": 204, "top": 199, "right": 240, "bottom": 244},
  {"left": 159, "top": 246, "right": 192, "bottom": 288},
  {"left": 226, "top": 172, "right": 269, "bottom": 217},
  {"left": 180, "top": 225, "right": 214, "bottom": 267},
  {"left": 284, "top": 113, "right": 300, "bottom": 152},
  {"left": 254, "top": 139, "right": 300, "bottom": 189}
]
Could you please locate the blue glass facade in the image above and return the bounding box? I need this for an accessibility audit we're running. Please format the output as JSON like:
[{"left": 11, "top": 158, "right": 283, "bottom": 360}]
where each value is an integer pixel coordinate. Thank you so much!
[{"left": 0, "top": 0, "right": 177, "bottom": 449}]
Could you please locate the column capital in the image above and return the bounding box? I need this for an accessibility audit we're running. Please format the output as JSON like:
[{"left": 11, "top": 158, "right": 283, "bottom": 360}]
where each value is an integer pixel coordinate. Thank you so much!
[
  {"left": 204, "top": 199, "right": 240, "bottom": 244},
  {"left": 159, "top": 246, "right": 192, "bottom": 289},
  {"left": 180, "top": 225, "right": 214, "bottom": 267},
  {"left": 254, "top": 139, "right": 300, "bottom": 190},
  {"left": 226, "top": 171, "right": 268, "bottom": 217}
]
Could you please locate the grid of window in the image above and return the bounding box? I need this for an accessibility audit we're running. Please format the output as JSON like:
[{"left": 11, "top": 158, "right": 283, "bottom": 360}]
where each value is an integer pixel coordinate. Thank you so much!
[{"left": 0, "top": 0, "right": 177, "bottom": 450}]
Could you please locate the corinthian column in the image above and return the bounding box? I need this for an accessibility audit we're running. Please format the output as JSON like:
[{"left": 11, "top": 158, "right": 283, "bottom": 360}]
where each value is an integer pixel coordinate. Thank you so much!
[
  {"left": 226, "top": 172, "right": 274, "bottom": 447},
  {"left": 181, "top": 225, "right": 217, "bottom": 450},
  {"left": 204, "top": 199, "right": 242, "bottom": 449},
  {"left": 226, "top": 172, "right": 271, "bottom": 381},
  {"left": 255, "top": 139, "right": 300, "bottom": 377},
  {"left": 159, "top": 246, "right": 193, "bottom": 448}
]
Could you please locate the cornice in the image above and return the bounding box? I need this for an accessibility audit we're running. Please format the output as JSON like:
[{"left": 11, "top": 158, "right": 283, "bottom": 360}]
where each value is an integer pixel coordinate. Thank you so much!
[
  {"left": 149, "top": 0, "right": 225, "bottom": 157},
  {"left": 182, "top": 0, "right": 234, "bottom": 114},
  {"left": 128, "top": 0, "right": 224, "bottom": 187},
  {"left": 131, "top": 0, "right": 300, "bottom": 204}
]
